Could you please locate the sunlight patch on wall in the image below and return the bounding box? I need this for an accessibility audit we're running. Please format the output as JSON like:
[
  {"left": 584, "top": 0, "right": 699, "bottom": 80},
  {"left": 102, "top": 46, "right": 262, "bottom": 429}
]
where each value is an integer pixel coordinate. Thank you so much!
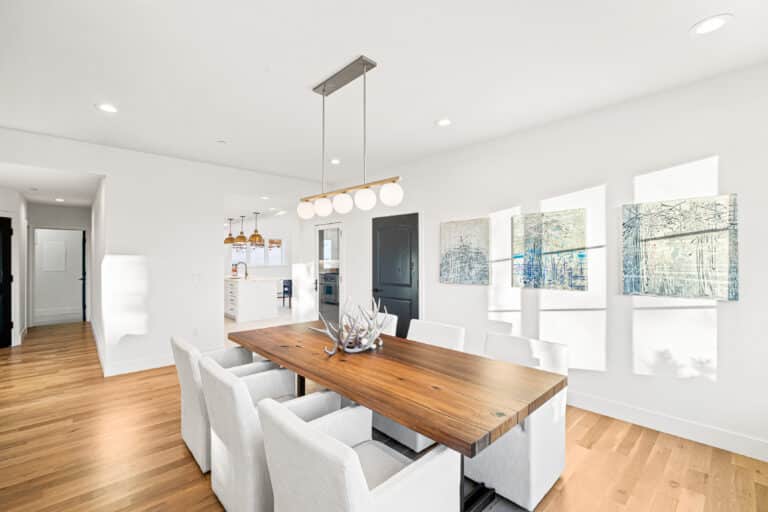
[
  {"left": 633, "top": 308, "right": 717, "bottom": 381},
  {"left": 538, "top": 184, "right": 607, "bottom": 371},
  {"left": 488, "top": 207, "right": 521, "bottom": 334},
  {"left": 631, "top": 156, "right": 719, "bottom": 380},
  {"left": 540, "top": 310, "right": 607, "bottom": 371}
]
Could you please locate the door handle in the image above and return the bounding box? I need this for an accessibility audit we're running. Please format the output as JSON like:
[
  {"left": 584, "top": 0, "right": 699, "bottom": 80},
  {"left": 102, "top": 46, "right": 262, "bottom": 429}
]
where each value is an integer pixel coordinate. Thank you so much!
[{"left": 372, "top": 288, "right": 382, "bottom": 293}]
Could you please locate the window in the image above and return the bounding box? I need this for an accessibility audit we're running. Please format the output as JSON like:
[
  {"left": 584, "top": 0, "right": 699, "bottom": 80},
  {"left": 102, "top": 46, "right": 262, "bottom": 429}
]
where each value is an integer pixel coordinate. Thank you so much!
[{"left": 229, "top": 238, "right": 286, "bottom": 267}]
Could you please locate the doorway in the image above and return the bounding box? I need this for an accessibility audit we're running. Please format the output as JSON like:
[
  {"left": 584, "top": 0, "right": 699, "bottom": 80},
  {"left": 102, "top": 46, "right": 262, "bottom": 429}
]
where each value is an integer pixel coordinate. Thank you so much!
[
  {"left": 317, "top": 225, "right": 341, "bottom": 324},
  {"left": 372, "top": 213, "right": 419, "bottom": 338},
  {"left": 30, "top": 228, "right": 86, "bottom": 326},
  {"left": 0, "top": 217, "right": 11, "bottom": 347}
]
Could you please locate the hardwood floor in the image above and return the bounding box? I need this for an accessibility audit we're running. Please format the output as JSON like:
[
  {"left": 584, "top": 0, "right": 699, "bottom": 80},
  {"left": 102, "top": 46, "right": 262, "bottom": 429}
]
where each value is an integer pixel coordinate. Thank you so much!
[
  {"left": 0, "top": 323, "right": 221, "bottom": 511},
  {"left": 1, "top": 323, "right": 766, "bottom": 511}
]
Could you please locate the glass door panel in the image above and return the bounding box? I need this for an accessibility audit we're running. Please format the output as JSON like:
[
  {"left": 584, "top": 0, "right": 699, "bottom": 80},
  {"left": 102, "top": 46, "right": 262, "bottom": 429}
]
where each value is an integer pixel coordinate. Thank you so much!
[{"left": 317, "top": 227, "right": 341, "bottom": 323}]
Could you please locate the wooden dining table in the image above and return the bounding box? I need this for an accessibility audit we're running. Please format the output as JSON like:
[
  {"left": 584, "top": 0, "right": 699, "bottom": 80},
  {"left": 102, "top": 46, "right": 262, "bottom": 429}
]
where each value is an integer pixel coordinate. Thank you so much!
[{"left": 228, "top": 321, "right": 567, "bottom": 511}]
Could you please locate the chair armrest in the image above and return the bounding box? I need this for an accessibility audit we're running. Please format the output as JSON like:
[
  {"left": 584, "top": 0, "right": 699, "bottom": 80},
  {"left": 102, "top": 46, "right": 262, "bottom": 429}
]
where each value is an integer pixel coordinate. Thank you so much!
[
  {"left": 241, "top": 368, "right": 296, "bottom": 404},
  {"left": 372, "top": 445, "right": 461, "bottom": 512},
  {"left": 228, "top": 360, "right": 276, "bottom": 377},
  {"left": 284, "top": 391, "right": 343, "bottom": 422},
  {"left": 205, "top": 346, "right": 254, "bottom": 368},
  {"left": 309, "top": 405, "right": 372, "bottom": 448}
]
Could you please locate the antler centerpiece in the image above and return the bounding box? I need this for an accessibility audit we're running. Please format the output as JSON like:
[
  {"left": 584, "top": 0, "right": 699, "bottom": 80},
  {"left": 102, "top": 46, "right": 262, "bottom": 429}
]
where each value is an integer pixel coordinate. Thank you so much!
[{"left": 311, "top": 297, "right": 389, "bottom": 357}]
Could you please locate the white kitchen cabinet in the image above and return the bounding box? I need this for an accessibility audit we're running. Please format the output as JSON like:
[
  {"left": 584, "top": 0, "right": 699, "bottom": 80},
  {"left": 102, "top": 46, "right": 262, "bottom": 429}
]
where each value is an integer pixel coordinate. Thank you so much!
[{"left": 224, "top": 278, "right": 280, "bottom": 322}]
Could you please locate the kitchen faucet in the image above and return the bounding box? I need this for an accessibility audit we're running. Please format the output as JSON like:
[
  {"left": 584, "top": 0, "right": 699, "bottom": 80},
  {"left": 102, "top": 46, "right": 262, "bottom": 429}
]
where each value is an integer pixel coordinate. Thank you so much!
[{"left": 236, "top": 261, "right": 248, "bottom": 279}]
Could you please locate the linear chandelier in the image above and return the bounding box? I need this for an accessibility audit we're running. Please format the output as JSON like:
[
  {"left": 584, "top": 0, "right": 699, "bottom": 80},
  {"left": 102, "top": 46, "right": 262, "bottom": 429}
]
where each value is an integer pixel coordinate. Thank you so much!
[{"left": 297, "top": 56, "right": 404, "bottom": 220}]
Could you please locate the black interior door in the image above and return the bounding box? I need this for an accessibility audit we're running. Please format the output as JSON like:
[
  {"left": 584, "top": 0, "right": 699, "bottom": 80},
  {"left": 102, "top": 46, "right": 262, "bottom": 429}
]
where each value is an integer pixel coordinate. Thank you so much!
[
  {"left": 372, "top": 213, "right": 419, "bottom": 338},
  {"left": 0, "top": 217, "right": 12, "bottom": 348}
]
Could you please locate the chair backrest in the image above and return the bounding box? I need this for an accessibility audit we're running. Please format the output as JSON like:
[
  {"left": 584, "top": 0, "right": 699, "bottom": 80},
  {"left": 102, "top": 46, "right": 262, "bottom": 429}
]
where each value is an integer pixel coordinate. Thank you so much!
[
  {"left": 484, "top": 333, "right": 568, "bottom": 375},
  {"left": 407, "top": 319, "right": 465, "bottom": 351},
  {"left": 198, "top": 356, "right": 261, "bottom": 455},
  {"left": 377, "top": 312, "right": 398, "bottom": 336},
  {"left": 258, "top": 399, "right": 372, "bottom": 512},
  {"left": 170, "top": 337, "right": 206, "bottom": 419}
]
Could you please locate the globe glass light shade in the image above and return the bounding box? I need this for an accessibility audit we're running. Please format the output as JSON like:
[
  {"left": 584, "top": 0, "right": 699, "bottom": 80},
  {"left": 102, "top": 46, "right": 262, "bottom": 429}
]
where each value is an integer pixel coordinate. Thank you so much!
[
  {"left": 297, "top": 201, "right": 315, "bottom": 220},
  {"left": 354, "top": 188, "right": 377, "bottom": 211},
  {"left": 332, "top": 193, "right": 354, "bottom": 214},
  {"left": 379, "top": 182, "right": 404, "bottom": 206},
  {"left": 314, "top": 197, "right": 333, "bottom": 217}
]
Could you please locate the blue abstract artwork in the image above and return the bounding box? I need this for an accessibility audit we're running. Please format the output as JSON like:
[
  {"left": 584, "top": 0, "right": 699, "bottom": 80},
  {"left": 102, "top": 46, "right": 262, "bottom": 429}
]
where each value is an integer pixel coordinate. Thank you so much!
[
  {"left": 622, "top": 194, "right": 738, "bottom": 301},
  {"left": 440, "top": 218, "right": 490, "bottom": 285},
  {"left": 512, "top": 209, "right": 588, "bottom": 291}
]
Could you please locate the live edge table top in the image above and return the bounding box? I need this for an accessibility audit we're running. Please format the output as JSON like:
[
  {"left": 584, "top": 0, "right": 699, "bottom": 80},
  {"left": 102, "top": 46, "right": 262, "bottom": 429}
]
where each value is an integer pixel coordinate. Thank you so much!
[{"left": 228, "top": 322, "right": 567, "bottom": 457}]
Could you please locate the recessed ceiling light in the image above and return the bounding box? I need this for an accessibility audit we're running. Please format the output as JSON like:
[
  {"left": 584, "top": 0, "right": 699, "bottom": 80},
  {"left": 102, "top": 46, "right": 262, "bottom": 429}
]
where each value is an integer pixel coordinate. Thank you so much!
[
  {"left": 268, "top": 207, "right": 277, "bottom": 211},
  {"left": 435, "top": 118, "right": 452, "bottom": 127},
  {"left": 260, "top": 196, "right": 270, "bottom": 200},
  {"left": 690, "top": 13, "right": 733, "bottom": 36},
  {"left": 96, "top": 103, "right": 118, "bottom": 114},
  {"left": 275, "top": 210, "right": 287, "bottom": 216},
  {"left": 55, "top": 198, "right": 65, "bottom": 202},
  {"left": 330, "top": 158, "right": 341, "bottom": 165}
]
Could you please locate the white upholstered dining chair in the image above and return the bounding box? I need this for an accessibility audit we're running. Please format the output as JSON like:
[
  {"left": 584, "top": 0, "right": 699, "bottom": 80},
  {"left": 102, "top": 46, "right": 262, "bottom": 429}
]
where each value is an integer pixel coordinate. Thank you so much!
[
  {"left": 377, "top": 312, "right": 398, "bottom": 336},
  {"left": 463, "top": 332, "right": 568, "bottom": 511},
  {"left": 170, "top": 336, "right": 275, "bottom": 473},
  {"left": 258, "top": 398, "right": 461, "bottom": 512},
  {"left": 199, "top": 357, "right": 345, "bottom": 512},
  {"left": 406, "top": 319, "right": 465, "bottom": 350},
  {"left": 373, "top": 319, "right": 466, "bottom": 452}
]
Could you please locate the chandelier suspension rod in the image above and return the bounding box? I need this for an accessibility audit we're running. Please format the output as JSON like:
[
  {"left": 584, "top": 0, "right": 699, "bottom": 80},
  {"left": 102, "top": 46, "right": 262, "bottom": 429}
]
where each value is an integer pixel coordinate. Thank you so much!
[
  {"left": 322, "top": 86, "right": 326, "bottom": 193},
  {"left": 363, "top": 64, "right": 367, "bottom": 185}
]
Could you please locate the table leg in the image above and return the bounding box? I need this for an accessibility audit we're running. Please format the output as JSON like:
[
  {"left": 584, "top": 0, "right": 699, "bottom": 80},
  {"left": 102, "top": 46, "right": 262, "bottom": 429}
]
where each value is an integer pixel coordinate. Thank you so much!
[
  {"left": 296, "top": 374, "right": 306, "bottom": 397},
  {"left": 460, "top": 456, "right": 464, "bottom": 512},
  {"left": 461, "top": 455, "right": 496, "bottom": 512}
]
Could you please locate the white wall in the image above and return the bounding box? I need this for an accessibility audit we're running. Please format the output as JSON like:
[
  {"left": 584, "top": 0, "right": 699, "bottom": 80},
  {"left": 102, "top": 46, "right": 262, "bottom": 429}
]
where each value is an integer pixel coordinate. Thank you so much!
[
  {"left": 27, "top": 203, "right": 92, "bottom": 326},
  {"left": 17, "top": 199, "right": 28, "bottom": 340},
  {"left": 27, "top": 203, "right": 92, "bottom": 230},
  {"left": 90, "top": 178, "right": 106, "bottom": 368},
  {"left": 0, "top": 187, "right": 27, "bottom": 345},
  {"left": 0, "top": 129, "right": 313, "bottom": 376},
  {"left": 295, "top": 62, "right": 768, "bottom": 461}
]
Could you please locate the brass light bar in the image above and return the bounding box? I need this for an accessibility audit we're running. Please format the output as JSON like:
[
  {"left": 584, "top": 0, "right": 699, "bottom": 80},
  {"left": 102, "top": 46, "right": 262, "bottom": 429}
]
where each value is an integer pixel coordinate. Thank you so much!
[{"left": 300, "top": 176, "right": 401, "bottom": 203}]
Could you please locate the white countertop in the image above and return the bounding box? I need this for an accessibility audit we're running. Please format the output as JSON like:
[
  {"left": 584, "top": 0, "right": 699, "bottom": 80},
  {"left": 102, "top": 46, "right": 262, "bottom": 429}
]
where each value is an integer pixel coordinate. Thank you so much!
[{"left": 225, "top": 276, "right": 283, "bottom": 282}]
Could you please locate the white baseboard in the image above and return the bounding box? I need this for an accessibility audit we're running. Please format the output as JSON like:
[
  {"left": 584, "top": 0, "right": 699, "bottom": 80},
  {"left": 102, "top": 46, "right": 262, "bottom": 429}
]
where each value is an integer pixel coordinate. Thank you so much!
[
  {"left": 103, "top": 352, "right": 174, "bottom": 377},
  {"left": 568, "top": 390, "right": 768, "bottom": 463}
]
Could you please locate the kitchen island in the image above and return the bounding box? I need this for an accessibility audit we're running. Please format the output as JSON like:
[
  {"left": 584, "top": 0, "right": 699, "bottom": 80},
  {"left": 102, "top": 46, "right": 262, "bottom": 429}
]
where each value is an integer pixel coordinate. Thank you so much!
[{"left": 224, "top": 277, "right": 281, "bottom": 322}]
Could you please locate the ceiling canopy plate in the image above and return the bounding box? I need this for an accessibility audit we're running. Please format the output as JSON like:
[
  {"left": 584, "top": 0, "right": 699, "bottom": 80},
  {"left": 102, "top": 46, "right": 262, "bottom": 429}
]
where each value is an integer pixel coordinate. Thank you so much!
[{"left": 312, "top": 55, "right": 377, "bottom": 96}]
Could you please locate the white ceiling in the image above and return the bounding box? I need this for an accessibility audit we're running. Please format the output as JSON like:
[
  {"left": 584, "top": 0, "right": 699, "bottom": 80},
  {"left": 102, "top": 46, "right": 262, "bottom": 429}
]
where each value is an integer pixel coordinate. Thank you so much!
[
  {"left": 0, "top": 164, "right": 101, "bottom": 206},
  {"left": 1, "top": 1, "right": 767, "bottom": 184}
]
